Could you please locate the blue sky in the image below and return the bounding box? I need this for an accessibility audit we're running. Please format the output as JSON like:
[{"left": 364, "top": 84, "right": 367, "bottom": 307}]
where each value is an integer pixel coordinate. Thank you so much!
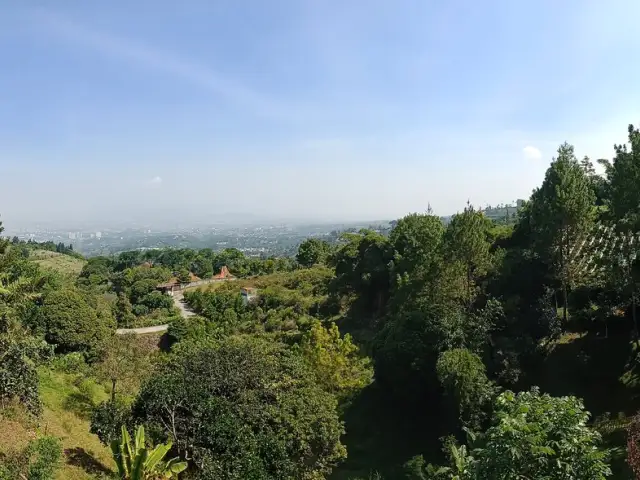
[{"left": 2, "top": 1, "right": 639, "bottom": 226}]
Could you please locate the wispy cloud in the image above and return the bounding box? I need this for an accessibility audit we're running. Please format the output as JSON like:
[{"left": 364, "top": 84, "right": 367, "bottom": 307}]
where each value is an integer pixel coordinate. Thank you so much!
[
  {"left": 148, "top": 176, "right": 162, "bottom": 186},
  {"left": 29, "top": 8, "right": 297, "bottom": 122}
]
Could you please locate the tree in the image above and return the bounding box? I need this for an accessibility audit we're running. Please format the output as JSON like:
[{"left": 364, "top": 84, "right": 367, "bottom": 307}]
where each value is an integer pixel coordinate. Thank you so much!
[
  {"left": 605, "top": 124, "right": 640, "bottom": 339},
  {"left": 444, "top": 204, "right": 492, "bottom": 309},
  {"left": 298, "top": 320, "right": 373, "bottom": 404},
  {"left": 436, "top": 348, "right": 495, "bottom": 431},
  {"left": 529, "top": 143, "right": 595, "bottom": 322},
  {"left": 177, "top": 269, "right": 191, "bottom": 284},
  {"left": 389, "top": 213, "right": 445, "bottom": 280},
  {"left": 132, "top": 336, "right": 346, "bottom": 479},
  {"left": 140, "top": 291, "right": 173, "bottom": 310},
  {"left": 41, "top": 289, "right": 114, "bottom": 359},
  {"left": 332, "top": 230, "right": 392, "bottom": 318},
  {"left": 95, "top": 333, "right": 152, "bottom": 404},
  {"left": 116, "top": 292, "right": 135, "bottom": 326},
  {"left": 111, "top": 425, "right": 187, "bottom": 479},
  {"left": 296, "top": 238, "right": 332, "bottom": 267}
]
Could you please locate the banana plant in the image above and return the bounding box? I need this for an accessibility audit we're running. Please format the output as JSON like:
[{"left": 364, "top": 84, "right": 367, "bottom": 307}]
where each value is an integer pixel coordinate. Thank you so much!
[{"left": 110, "top": 425, "right": 187, "bottom": 479}]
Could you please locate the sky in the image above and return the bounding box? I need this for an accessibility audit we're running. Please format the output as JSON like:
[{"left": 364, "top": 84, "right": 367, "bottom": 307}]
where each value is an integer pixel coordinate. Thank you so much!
[{"left": 2, "top": 1, "right": 640, "bottom": 228}]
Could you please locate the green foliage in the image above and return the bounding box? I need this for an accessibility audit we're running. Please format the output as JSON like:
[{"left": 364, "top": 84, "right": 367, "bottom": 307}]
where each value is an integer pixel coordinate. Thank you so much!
[
  {"left": 427, "top": 389, "right": 611, "bottom": 479},
  {"left": 115, "top": 291, "right": 136, "bottom": 326},
  {"left": 0, "top": 318, "right": 51, "bottom": 414},
  {"left": 332, "top": 229, "right": 392, "bottom": 318},
  {"left": 296, "top": 237, "right": 332, "bottom": 267},
  {"left": 110, "top": 425, "right": 187, "bottom": 479},
  {"left": 91, "top": 398, "right": 133, "bottom": 445},
  {"left": 94, "top": 333, "right": 153, "bottom": 403},
  {"left": 444, "top": 204, "right": 492, "bottom": 308},
  {"left": 139, "top": 290, "right": 173, "bottom": 311},
  {"left": 176, "top": 268, "right": 191, "bottom": 284},
  {"left": 132, "top": 335, "right": 346, "bottom": 479},
  {"left": 528, "top": 143, "right": 596, "bottom": 320},
  {"left": 41, "top": 288, "right": 114, "bottom": 359},
  {"left": 298, "top": 320, "right": 373, "bottom": 404},
  {"left": 607, "top": 124, "right": 640, "bottom": 227},
  {"left": 474, "top": 389, "right": 611, "bottom": 479},
  {"left": 49, "top": 351, "right": 88, "bottom": 375},
  {"left": 0, "top": 436, "right": 63, "bottom": 480},
  {"left": 436, "top": 348, "right": 495, "bottom": 431},
  {"left": 389, "top": 213, "right": 445, "bottom": 279}
]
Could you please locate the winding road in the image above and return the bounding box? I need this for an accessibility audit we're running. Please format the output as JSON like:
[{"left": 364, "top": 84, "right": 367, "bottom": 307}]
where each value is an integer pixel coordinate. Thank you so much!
[{"left": 115, "top": 292, "right": 195, "bottom": 335}]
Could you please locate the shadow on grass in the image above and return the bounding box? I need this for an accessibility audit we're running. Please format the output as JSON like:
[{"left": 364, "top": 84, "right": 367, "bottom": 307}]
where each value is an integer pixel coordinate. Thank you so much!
[
  {"left": 65, "top": 447, "right": 112, "bottom": 476},
  {"left": 63, "top": 392, "right": 96, "bottom": 419},
  {"left": 537, "top": 330, "right": 638, "bottom": 416}
]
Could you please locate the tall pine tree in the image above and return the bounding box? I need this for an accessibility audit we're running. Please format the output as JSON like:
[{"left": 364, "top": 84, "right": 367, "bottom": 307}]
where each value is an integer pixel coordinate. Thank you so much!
[{"left": 529, "top": 143, "right": 595, "bottom": 322}]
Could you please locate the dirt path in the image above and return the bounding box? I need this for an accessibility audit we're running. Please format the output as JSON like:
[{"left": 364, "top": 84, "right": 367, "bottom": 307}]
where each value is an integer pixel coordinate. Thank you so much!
[{"left": 173, "top": 291, "right": 195, "bottom": 318}]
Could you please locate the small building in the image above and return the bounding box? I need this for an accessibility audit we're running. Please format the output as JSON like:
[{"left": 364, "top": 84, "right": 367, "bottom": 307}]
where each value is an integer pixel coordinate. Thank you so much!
[
  {"left": 157, "top": 278, "right": 181, "bottom": 296},
  {"left": 213, "top": 266, "right": 234, "bottom": 280},
  {"left": 241, "top": 287, "right": 258, "bottom": 305}
]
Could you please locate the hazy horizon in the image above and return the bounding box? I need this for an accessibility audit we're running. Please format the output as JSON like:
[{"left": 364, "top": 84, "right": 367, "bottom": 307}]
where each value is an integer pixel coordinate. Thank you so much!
[{"left": 3, "top": 2, "right": 639, "bottom": 227}]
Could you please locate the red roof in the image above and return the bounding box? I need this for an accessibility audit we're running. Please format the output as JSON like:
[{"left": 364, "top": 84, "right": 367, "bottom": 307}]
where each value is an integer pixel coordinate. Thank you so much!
[{"left": 213, "top": 266, "right": 234, "bottom": 279}]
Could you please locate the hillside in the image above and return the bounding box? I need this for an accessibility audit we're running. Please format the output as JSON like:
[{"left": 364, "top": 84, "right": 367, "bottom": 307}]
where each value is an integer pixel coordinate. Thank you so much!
[
  {"left": 0, "top": 370, "right": 114, "bottom": 480},
  {"left": 31, "top": 249, "right": 87, "bottom": 278}
]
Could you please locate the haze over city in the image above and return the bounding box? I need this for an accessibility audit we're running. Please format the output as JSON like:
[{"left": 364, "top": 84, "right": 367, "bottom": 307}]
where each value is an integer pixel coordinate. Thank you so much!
[{"left": 2, "top": 1, "right": 639, "bottom": 228}]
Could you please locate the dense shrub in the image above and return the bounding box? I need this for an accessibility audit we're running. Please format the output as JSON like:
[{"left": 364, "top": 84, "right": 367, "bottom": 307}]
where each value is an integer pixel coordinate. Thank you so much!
[
  {"left": 0, "top": 436, "right": 62, "bottom": 480},
  {"left": 132, "top": 335, "right": 346, "bottom": 478},
  {"left": 41, "top": 289, "right": 114, "bottom": 359}
]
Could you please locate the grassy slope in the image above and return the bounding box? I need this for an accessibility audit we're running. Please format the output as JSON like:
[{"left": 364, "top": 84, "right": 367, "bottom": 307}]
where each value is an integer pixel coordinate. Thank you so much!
[
  {"left": 0, "top": 370, "right": 114, "bottom": 479},
  {"left": 31, "top": 249, "right": 86, "bottom": 278}
]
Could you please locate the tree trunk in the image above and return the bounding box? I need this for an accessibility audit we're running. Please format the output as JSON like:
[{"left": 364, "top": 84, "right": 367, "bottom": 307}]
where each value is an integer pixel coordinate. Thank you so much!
[
  {"left": 562, "top": 281, "right": 568, "bottom": 323},
  {"left": 633, "top": 293, "right": 639, "bottom": 345},
  {"left": 467, "top": 265, "right": 473, "bottom": 311},
  {"left": 111, "top": 378, "right": 117, "bottom": 404}
]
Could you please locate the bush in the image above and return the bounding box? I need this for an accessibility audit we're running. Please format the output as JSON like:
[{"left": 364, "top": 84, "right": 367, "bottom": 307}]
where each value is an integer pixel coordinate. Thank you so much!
[
  {"left": 0, "top": 436, "right": 62, "bottom": 480},
  {"left": 41, "top": 289, "right": 114, "bottom": 359},
  {"left": 90, "top": 400, "right": 133, "bottom": 445},
  {"left": 140, "top": 291, "right": 173, "bottom": 310},
  {"left": 132, "top": 304, "right": 150, "bottom": 316},
  {"left": 49, "top": 352, "right": 88, "bottom": 374},
  {"left": 132, "top": 336, "right": 346, "bottom": 479}
]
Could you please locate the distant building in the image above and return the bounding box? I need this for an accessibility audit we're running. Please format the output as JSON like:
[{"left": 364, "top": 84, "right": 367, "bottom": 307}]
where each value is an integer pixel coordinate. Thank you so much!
[
  {"left": 213, "top": 266, "right": 233, "bottom": 280},
  {"left": 156, "top": 266, "right": 235, "bottom": 296},
  {"left": 241, "top": 287, "right": 258, "bottom": 305},
  {"left": 482, "top": 200, "right": 525, "bottom": 223}
]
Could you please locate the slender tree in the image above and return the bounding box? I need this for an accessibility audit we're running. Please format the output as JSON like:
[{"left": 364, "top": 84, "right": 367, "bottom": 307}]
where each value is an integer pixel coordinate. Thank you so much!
[
  {"left": 444, "top": 203, "right": 492, "bottom": 310},
  {"left": 529, "top": 143, "right": 595, "bottom": 322},
  {"left": 605, "top": 124, "right": 640, "bottom": 338}
]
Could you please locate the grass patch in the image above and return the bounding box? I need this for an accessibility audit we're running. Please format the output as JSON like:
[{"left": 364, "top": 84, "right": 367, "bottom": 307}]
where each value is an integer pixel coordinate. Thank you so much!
[
  {"left": 0, "top": 369, "right": 114, "bottom": 479},
  {"left": 31, "top": 250, "right": 86, "bottom": 278}
]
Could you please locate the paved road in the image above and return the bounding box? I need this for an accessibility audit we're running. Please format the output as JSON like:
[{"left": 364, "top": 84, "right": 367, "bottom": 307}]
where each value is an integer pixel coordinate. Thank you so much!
[
  {"left": 116, "top": 324, "right": 169, "bottom": 335},
  {"left": 173, "top": 292, "right": 195, "bottom": 318},
  {"left": 115, "top": 292, "right": 195, "bottom": 335}
]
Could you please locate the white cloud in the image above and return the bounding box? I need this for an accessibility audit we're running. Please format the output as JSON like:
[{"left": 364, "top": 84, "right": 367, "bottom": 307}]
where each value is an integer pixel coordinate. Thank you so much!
[
  {"left": 523, "top": 146, "right": 542, "bottom": 160},
  {"left": 149, "top": 176, "right": 162, "bottom": 185}
]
